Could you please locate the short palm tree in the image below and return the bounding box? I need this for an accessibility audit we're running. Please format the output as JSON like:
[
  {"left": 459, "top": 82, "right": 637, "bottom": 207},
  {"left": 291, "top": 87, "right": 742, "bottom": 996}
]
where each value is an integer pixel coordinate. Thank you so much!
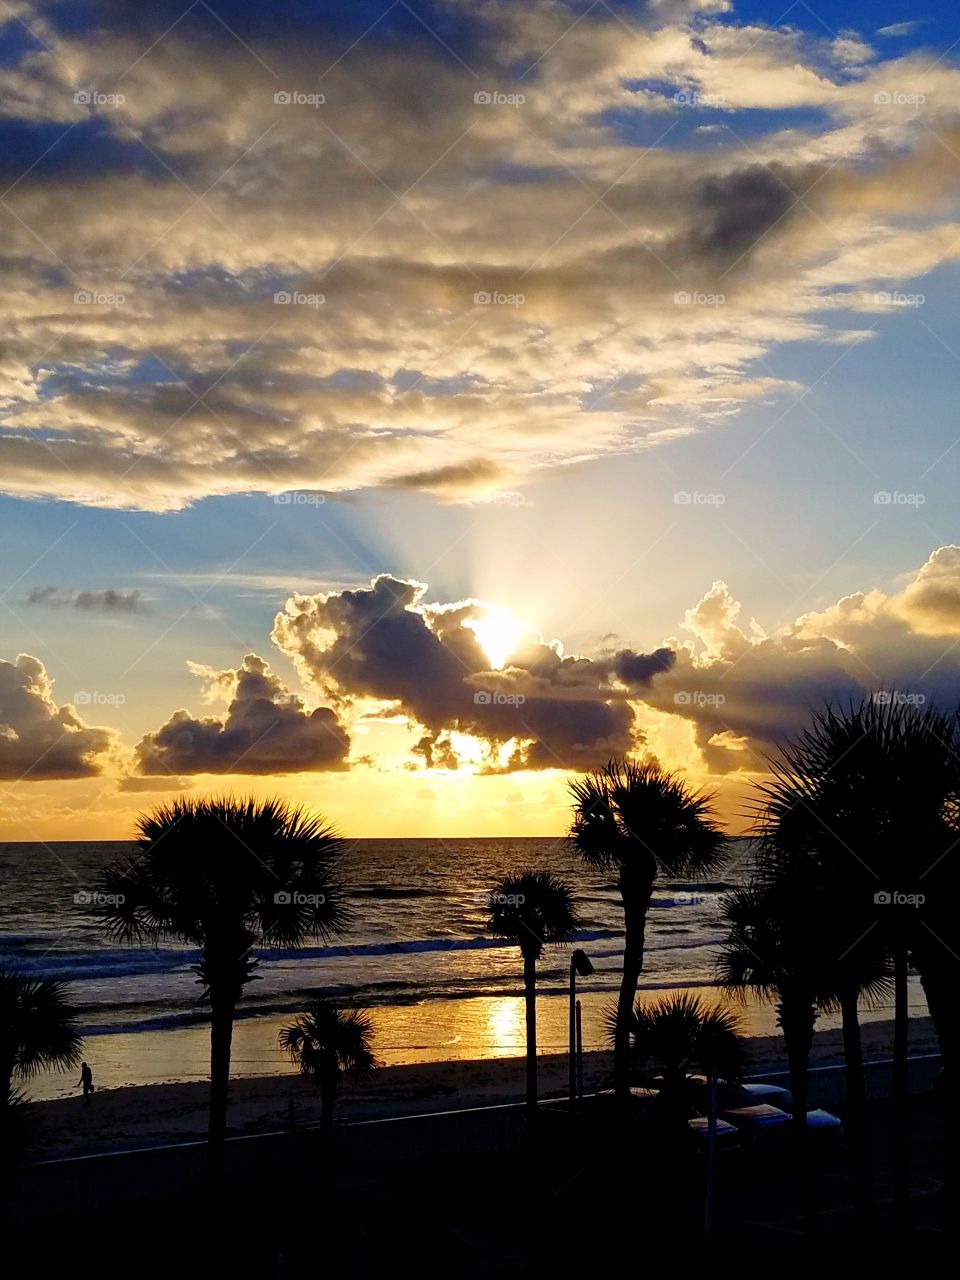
[
  {"left": 718, "top": 874, "right": 843, "bottom": 1231},
  {"left": 279, "top": 1002, "right": 378, "bottom": 1139},
  {"left": 486, "top": 870, "right": 580, "bottom": 1114},
  {"left": 622, "top": 991, "right": 743, "bottom": 1115},
  {"left": 569, "top": 759, "right": 726, "bottom": 1100},
  {"left": 0, "top": 971, "right": 83, "bottom": 1103},
  {"left": 96, "top": 796, "right": 350, "bottom": 1169}
]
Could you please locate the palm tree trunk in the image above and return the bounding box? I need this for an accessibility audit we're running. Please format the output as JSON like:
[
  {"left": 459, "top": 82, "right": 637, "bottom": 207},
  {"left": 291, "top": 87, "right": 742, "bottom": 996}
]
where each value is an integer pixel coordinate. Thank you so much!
[
  {"left": 614, "top": 887, "right": 650, "bottom": 1102},
  {"left": 320, "top": 1075, "right": 337, "bottom": 1142},
  {"left": 779, "top": 993, "right": 817, "bottom": 1234},
  {"left": 892, "top": 942, "right": 909, "bottom": 1233},
  {"left": 523, "top": 951, "right": 538, "bottom": 1116},
  {"left": 208, "top": 992, "right": 236, "bottom": 1176},
  {"left": 838, "top": 983, "right": 874, "bottom": 1227}
]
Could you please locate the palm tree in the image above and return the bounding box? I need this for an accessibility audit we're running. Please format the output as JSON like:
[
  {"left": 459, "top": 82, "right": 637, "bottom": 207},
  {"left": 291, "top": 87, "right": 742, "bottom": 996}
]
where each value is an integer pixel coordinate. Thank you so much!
[
  {"left": 620, "top": 991, "right": 744, "bottom": 1119},
  {"left": 96, "top": 796, "right": 350, "bottom": 1170},
  {"left": 486, "top": 870, "right": 580, "bottom": 1114},
  {"left": 0, "top": 971, "right": 83, "bottom": 1104},
  {"left": 279, "top": 1002, "right": 378, "bottom": 1140},
  {"left": 755, "top": 697, "right": 960, "bottom": 1232},
  {"left": 569, "top": 759, "right": 726, "bottom": 1100},
  {"left": 718, "top": 874, "right": 862, "bottom": 1230}
]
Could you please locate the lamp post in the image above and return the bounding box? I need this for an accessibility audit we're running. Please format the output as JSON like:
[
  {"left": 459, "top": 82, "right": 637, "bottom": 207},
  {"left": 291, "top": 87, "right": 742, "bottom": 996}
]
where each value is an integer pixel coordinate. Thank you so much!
[{"left": 568, "top": 949, "right": 594, "bottom": 1107}]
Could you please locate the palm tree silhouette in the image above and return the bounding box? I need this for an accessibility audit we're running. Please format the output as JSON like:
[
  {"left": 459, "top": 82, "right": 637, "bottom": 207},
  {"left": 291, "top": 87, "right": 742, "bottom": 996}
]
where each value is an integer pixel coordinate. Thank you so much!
[
  {"left": 486, "top": 869, "right": 580, "bottom": 1115},
  {"left": 717, "top": 873, "right": 870, "bottom": 1231},
  {"left": 618, "top": 990, "right": 743, "bottom": 1122},
  {"left": 569, "top": 759, "right": 726, "bottom": 1100},
  {"left": 96, "top": 796, "right": 349, "bottom": 1170},
  {"left": 0, "top": 971, "right": 83, "bottom": 1105},
  {"left": 755, "top": 697, "right": 960, "bottom": 1232},
  {"left": 279, "top": 1002, "right": 378, "bottom": 1140}
]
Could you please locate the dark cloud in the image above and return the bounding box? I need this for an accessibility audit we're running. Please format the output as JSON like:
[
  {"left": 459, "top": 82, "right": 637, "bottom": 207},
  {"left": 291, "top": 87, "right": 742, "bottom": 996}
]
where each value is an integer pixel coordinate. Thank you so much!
[
  {"left": 613, "top": 646, "right": 675, "bottom": 687},
  {"left": 273, "top": 575, "right": 669, "bottom": 770},
  {"left": 135, "top": 654, "right": 350, "bottom": 775},
  {"left": 25, "top": 587, "right": 146, "bottom": 612},
  {"left": 0, "top": 653, "right": 117, "bottom": 779}
]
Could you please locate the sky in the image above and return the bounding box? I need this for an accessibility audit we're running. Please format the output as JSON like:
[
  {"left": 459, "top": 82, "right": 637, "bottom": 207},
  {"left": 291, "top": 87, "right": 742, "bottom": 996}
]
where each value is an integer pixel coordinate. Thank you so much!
[{"left": 2, "top": 0, "right": 960, "bottom": 840}]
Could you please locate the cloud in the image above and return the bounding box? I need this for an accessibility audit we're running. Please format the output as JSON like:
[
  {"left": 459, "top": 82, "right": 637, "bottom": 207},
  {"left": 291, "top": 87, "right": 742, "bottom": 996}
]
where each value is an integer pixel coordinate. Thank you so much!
[
  {"left": 0, "top": 653, "right": 118, "bottom": 779},
  {"left": 876, "top": 22, "right": 922, "bottom": 38},
  {"left": 272, "top": 574, "right": 670, "bottom": 770},
  {"left": 135, "top": 653, "right": 350, "bottom": 775},
  {"left": 0, "top": 3, "right": 957, "bottom": 507},
  {"left": 24, "top": 587, "right": 146, "bottom": 612},
  {"left": 640, "top": 547, "right": 960, "bottom": 773}
]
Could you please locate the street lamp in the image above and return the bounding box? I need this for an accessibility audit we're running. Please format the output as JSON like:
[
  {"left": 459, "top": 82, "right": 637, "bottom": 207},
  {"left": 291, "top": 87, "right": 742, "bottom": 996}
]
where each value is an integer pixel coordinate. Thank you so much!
[{"left": 568, "top": 948, "right": 594, "bottom": 1107}]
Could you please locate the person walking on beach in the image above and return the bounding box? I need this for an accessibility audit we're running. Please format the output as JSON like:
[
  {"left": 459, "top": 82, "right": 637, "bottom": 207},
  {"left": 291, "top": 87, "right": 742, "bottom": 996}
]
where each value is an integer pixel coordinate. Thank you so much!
[{"left": 78, "top": 1061, "right": 94, "bottom": 1105}]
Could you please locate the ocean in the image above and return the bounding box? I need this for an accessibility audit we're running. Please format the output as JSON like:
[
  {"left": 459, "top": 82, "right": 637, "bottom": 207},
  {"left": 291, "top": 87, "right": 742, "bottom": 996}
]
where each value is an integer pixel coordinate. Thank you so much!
[{"left": 0, "top": 838, "right": 920, "bottom": 1097}]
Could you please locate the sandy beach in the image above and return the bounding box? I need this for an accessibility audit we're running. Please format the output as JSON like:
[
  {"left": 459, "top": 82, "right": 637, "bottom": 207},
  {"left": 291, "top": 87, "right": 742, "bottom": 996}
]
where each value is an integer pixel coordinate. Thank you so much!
[{"left": 29, "top": 1014, "right": 941, "bottom": 1161}]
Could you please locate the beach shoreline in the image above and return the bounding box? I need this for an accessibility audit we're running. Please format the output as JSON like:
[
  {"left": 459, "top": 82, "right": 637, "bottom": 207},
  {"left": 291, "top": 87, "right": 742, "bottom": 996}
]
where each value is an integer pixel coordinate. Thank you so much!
[{"left": 29, "top": 1013, "right": 941, "bottom": 1161}]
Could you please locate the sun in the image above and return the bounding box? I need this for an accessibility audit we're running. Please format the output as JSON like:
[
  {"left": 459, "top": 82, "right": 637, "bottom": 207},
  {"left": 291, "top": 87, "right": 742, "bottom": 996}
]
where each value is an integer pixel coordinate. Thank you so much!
[{"left": 467, "top": 607, "right": 525, "bottom": 670}]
